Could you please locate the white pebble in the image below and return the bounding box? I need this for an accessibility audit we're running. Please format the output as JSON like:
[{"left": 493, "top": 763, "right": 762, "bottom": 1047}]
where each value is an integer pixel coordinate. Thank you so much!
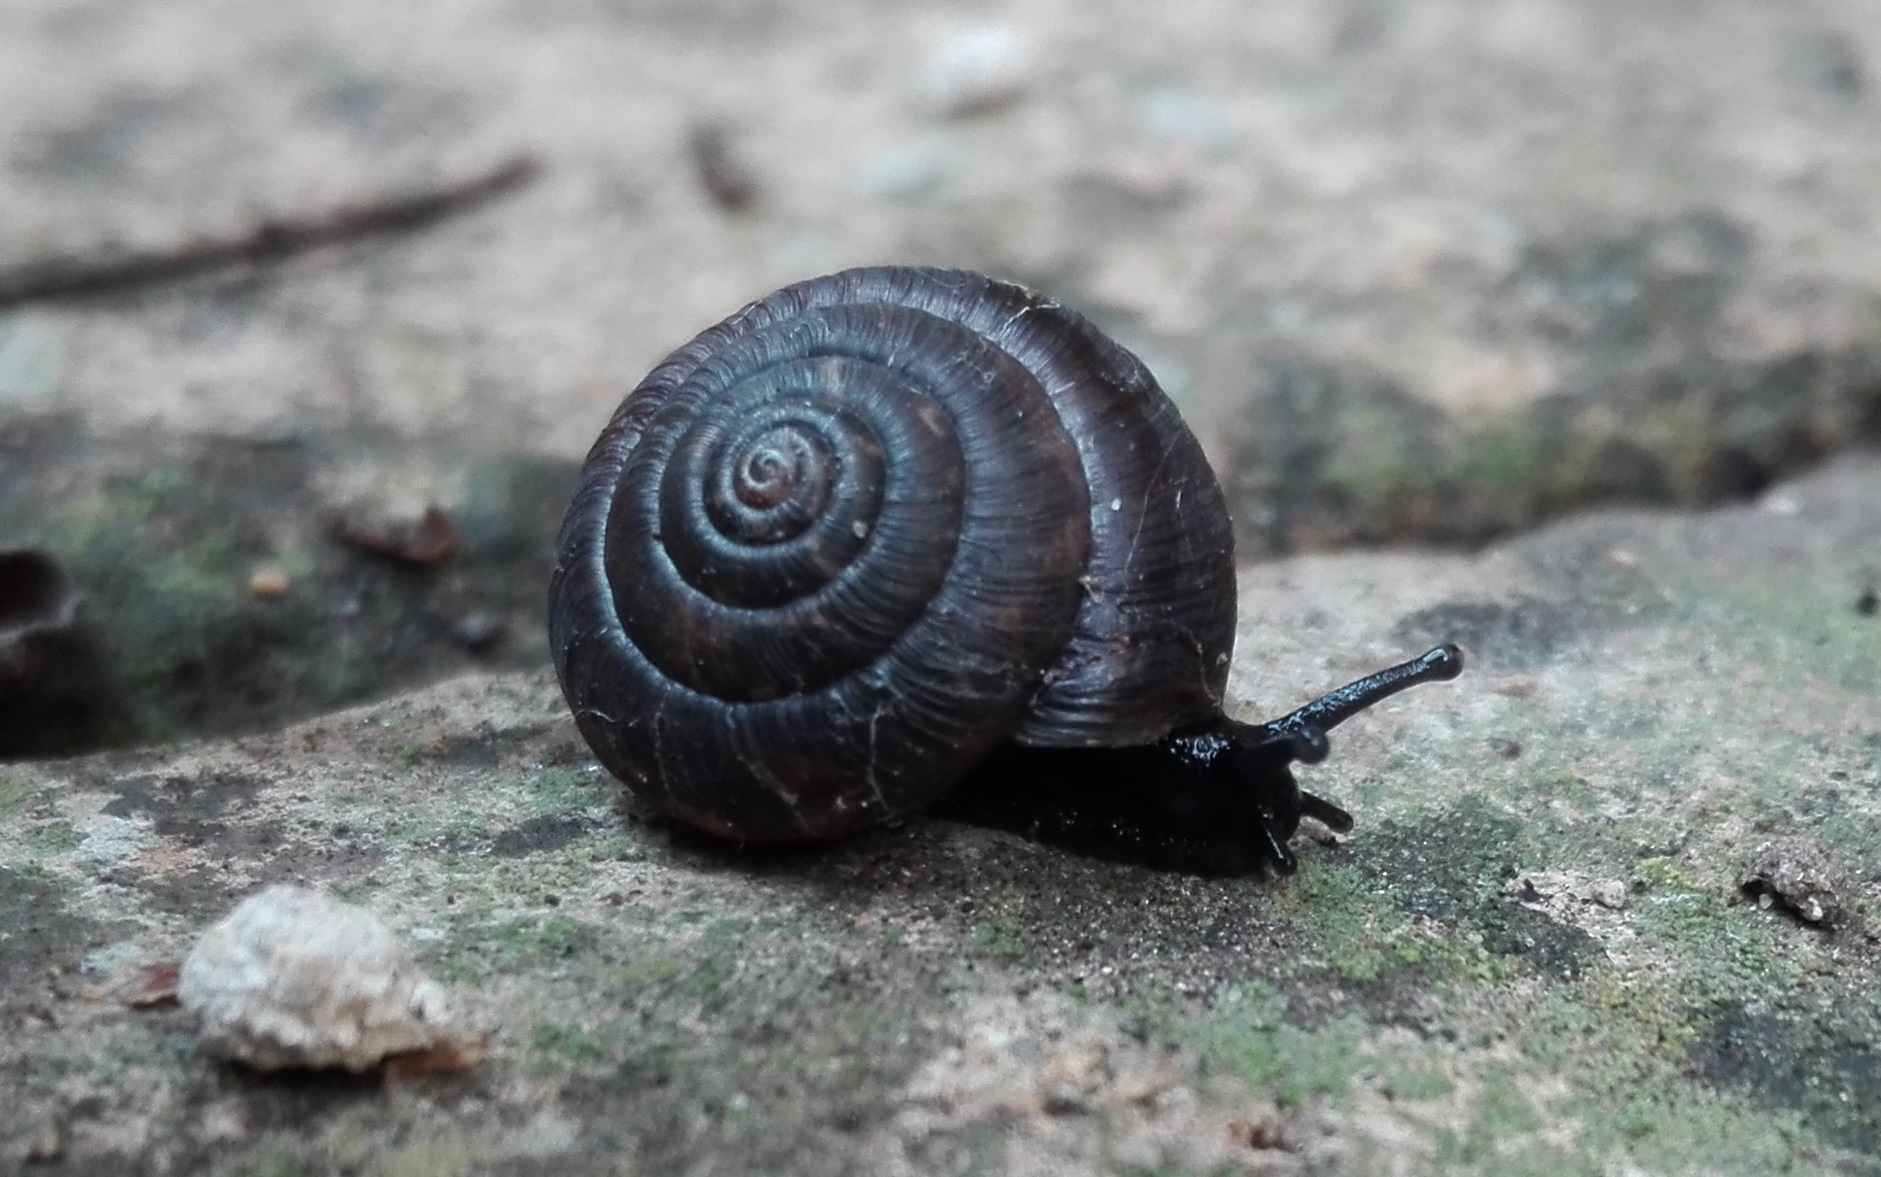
[
  {"left": 179, "top": 885, "right": 458, "bottom": 1072},
  {"left": 918, "top": 23, "right": 1034, "bottom": 117}
]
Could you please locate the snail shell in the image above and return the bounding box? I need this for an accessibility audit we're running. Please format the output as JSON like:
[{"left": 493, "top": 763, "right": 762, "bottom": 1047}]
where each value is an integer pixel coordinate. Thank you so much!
[{"left": 549, "top": 266, "right": 1234, "bottom": 842}]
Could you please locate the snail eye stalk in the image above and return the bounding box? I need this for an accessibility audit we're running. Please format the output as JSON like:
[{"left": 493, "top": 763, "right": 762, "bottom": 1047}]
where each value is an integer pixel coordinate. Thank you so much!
[{"left": 1262, "top": 645, "right": 1464, "bottom": 738}]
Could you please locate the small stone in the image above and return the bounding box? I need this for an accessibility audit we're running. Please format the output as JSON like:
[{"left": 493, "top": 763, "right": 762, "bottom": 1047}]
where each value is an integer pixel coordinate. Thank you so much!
[
  {"left": 179, "top": 885, "right": 471, "bottom": 1072},
  {"left": 1037, "top": 1038, "right": 1106, "bottom": 1095},
  {"left": 917, "top": 23, "right": 1033, "bottom": 117},
  {"left": 1740, "top": 839, "right": 1846, "bottom": 926},
  {"left": 1760, "top": 490, "right": 1802, "bottom": 517},
  {"left": 1227, "top": 1111, "right": 1286, "bottom": 1150},
  {"left": 1589, "top": 880, "right": 1629, "bottom": 910},
  {"left": 450, "top": 609, "right": 508, "bottom": 654},
  {"left": 247, "top": 566, "right": 291, "bottom": 598},
  {"left": 194, "top": 1098, "right": 247, "bottom": 1144}
]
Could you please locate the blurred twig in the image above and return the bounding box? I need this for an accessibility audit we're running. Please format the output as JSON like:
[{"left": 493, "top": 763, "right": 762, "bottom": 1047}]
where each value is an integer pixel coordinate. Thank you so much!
[
  {"left": 686, "top": 122, "right": 759, "bottom": 212},
  {"left": 0, "top": 155, "right": 540, "bottom": 307}
]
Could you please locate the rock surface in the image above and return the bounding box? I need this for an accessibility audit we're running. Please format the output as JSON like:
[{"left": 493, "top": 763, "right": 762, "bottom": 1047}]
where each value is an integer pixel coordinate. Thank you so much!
[
  {"left": 5, "top": 0, "right": 1881, "bottom": 1172},
  {"left": 2, "top": 455, "right": 1878, "bottom": 1174}
]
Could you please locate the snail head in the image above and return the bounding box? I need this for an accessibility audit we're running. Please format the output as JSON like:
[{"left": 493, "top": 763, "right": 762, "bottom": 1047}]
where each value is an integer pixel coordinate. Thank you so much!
[
  {"left": 1197, "top": 643, "right": 1464, "bottom": 874},
  {"left": 940, "top": 645, "right": 1464, "bottom": 877}
]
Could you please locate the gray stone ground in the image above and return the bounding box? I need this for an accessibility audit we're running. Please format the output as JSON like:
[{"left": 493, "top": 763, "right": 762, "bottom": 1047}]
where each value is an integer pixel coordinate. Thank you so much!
[
  {"left": 4, "top": 459, "right": 1880, "bottom": 1175},
  {"left": 3, "top": 0, "right": 1881, "bottom": 1173}
]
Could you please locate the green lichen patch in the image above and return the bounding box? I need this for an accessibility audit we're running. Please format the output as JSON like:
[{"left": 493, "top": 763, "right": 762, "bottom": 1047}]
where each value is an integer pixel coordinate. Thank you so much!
[
  {"left": 0, "top": 864, "right": 96, "bottom": 992},
  {"left": 0, "top": 767, "right": 40, "bottom": 816},
  {"left": 1258, "top": 861, "right": 1508, "bottom": 992},
  {"left": 0, "top": 420, "right": 577, "bottom": 757},
  {"left": 431, "top": 911, "right": 597, "bottom": 983},
  {"left": 1494, "top": 985, "right": 1845, "bottom": 1176},
  {"left": 429, "top": 890, "right": 944, "bottom": 1169},
  {"left": 966, "top": 920, "right": 1031, "bottom": 963},
  {"left": 1682, "top": 575, "right": 1881, "bottom": 699},
  {"left": 1696, "top": 997, "right": 1881, "bottom": 1158},
  {"left": 521, "top": 765, "right": 619, "bottom": 816},
  {"left": 1224, "top": 329, "right": 1881, "bottom": 561},
  {"left": 6, "top": 461, "right": 1880, "bottom": 1174},
  {"left": 1151, "top": 963, "right": 1853, "bottom": 1176},
  {"left": 1175, "top": 981, "right": 1369, "bottom": 1102}
]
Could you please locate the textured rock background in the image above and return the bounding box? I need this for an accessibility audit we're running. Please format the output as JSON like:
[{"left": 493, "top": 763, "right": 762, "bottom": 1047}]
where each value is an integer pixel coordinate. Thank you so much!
[
  {"left": 3, "top": 0, "right": 1879, "bottom": 480},
  {"left": 2, "top": 0, "right": 1880, "bottom": 1173},
  {"left": 3, "top": 461, "right": 1878, "bottom": 1174}
]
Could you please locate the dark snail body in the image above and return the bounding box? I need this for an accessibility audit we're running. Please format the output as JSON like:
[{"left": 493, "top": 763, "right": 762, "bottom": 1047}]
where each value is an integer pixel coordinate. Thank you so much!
[
  {"left": 549, "top": 266, "right": 1461, "bottom": 874},
  {"left": 938, "top": 645, "right": 1461, "bottom": 876}
]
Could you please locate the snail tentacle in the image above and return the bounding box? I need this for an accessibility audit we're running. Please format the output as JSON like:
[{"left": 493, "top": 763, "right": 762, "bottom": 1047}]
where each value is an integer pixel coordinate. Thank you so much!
[{"left": 936, "top": 652, "right": 1461, "bottom": 876}]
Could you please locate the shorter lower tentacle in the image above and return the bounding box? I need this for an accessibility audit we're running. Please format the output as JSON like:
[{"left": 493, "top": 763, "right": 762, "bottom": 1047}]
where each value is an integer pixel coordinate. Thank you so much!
[{"left": 1298, "top": 791, "right": 1355, "bottom": 835}]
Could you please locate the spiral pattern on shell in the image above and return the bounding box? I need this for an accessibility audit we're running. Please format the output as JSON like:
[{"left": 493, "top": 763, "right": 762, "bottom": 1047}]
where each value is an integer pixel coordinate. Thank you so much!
[{"left": 550, "top": 267, "right": 1235, "bottom": 842}]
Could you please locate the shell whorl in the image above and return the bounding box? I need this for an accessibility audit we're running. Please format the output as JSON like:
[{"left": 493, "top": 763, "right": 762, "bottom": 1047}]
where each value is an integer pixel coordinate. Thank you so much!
[{"left": 549, "top": 267, "right": 1235, "bottom": 842}]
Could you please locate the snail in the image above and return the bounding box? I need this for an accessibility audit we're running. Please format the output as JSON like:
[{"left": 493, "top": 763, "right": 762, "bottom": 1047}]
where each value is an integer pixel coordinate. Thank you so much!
[{"left": 549, "top": 266, "right": 1462, "bottom": 876}]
